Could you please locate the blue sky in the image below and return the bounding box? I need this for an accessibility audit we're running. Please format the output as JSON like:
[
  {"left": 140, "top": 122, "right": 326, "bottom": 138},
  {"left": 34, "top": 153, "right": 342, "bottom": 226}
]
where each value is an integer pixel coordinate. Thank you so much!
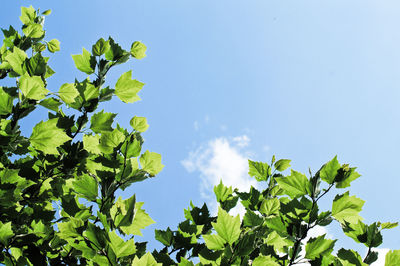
[{"left": 3, "top": 0, "right": 400, "bottom": 260}]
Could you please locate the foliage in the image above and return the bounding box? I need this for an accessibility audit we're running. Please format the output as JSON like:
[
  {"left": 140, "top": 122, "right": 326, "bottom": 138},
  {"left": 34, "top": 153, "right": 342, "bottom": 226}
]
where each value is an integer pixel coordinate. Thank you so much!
[{"left": 0, "top": 6, "right": 399, "bottom": 265}]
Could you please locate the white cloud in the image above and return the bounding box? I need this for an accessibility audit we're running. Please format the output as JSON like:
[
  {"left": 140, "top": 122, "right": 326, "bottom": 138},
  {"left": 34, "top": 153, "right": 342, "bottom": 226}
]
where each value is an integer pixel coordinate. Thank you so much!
[{"left": 181, "top": 135, "right": 257, "bottom": 216}]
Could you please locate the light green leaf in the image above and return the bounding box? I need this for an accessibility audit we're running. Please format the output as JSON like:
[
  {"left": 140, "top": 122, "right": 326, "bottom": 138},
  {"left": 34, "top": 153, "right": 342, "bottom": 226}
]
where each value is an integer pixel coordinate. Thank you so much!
[
  {"left": 76, "top": 79, "right": 99, "bottom": 101},
  {"left": 305, "top": 234, "right": 336, "bottom": 259},
  {"left": 20, "top": 6, "right": 36, "bottom": 24},
  {"left": 73, "top": 173, "right": 98, "bottom": 201},
  {"left": 83, "top": 134, "right": 101, "bottom": 154},
  {"left": 132, "top": 252, "right": 161, "bottom": 266},
  {"left": 275, "top": 170, "right": 312, "bottom": 198},
  {"left": 47, "top": 39, "right": 60, "bottom": 53},
  {"left": 30, "top": 118, "right": 71, "bottom": 155},
  {"left": 108, "top": 230, "right": 136, "bottom": 258},
  {"left": 120, "top": 202, "right": 155, "bottom": 236},
  {"left": 0, "top": 87, "right": 14, "bottom": 115},
  {"left": 381, "top": 222, "right": 398, "bottom": 230},
  {"left": 39, "top": 97, "right": 61, "bottom": 112},
  {"left": 212, "top": 206, "right": 240, "bottom": 245},
  {"left": 274, "top": 159, "right": 291, "bottom": 172},
  {"left": 320, "top": 156, "right": 340, "bottom": 184},
  {"left": 19, "top": 73, "right": 49, "bottom": 100},
  {"left": 121, "top": 138, "right": 141, "bottom": 158},
  {"left": 90, "top": 110, "right": 116, "bottom": 133},
  {"left": 22, "top": 23, "right": 44, "bottom": 38},
  {"left": 332, "top": 191, "right": 365, "bottom": 224},
  {"left": 5, "top": 47, "right": 27, "bottom": 75},
  {"left": 214, "top": 180, "right": 232, "bottom": 202},
  {"left": 385, "top": 250, "right": 400, "bottom": 266},
  {"left": 59, "top": 83, "right": 79, "bottom": 104},
  {"left": 42, "top": 9, "right": 52, "bottom": 16},
  {"left": 0, "top": 221, "right": 13, "bottom": 246},
  {"left": 178, "top": 258, "right": 195, "bottom": 266},
  {"left": 140, "top": 151, "right": 164, "bottom": 176},
  {"left": 266, "top": 231, "right": 293, "bottom": 253},
  {"left": 260, "top": 198, "right": 280, "bottom": 217},
  {"left": 203, "top": 234, "right": 226, "bottom": 250},
  {"left": 99, "top": 128, "right": 125, "bottom": 154},
  {"left": 115, "top": 70, "right": 144, "bottom": 103},
  {"left": 130, "top": 41, "right": 147, "bottom": 59},
  {"left": 72, "top": 48, "right": 95, "bottom": 74},
  {"left": 92, "top": 38, "right": 110, "bottom": 56},
  {"left": 253, "top": 255, "right": 280, "bottom": 266},
  {"left": 130, "top": 116, "right": 149, "bottom": 132},
  {"left": 248, "top": 160, "right": 271, "bottom": 181}
]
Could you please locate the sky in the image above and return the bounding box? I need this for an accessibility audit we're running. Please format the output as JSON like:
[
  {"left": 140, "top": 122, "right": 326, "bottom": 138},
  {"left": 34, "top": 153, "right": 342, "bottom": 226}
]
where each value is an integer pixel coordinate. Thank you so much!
[{"left": 2, "top": 0, "right": 400, "bottom": 262}]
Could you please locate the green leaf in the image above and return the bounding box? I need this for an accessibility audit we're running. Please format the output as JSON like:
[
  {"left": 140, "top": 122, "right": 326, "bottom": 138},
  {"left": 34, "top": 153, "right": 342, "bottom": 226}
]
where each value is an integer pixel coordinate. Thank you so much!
[
  {"left": 20, "top": 6, "right": 36, "bottom": 24},
  {"left": 248, "top": 159, "right": 271, "bottom": 181},
  {"left": 214, "top": 180, "right": 233, "bottom": 202},
  {"left": 337, "top": 248, "right": 366, "bottom": 266},
  {"left": 212, "top": 206, "right": 241, "bottom": 245},
  {"left": 105, "top": 37, "right": 125, "bottom": 61},
  {"left": 72, "top": 48, "right": 95, "bottom": 74},
  {"left": 332, "top": 191, "right": 365, "bottom": 224},
  {"left": 260, "top": 198, "right": 280, "bottom": 217},
  {"left": 22, "top": 23, "right": 44, "bottom": 38},
  {"left": 115, "top": 70, "right": 144, "bottom": 103},
  {"left": 305, "top": 234, "right": 336, "bottom": 259},
  {"left": 121, "top": 138, "right": 141, "bottom": 158},
  {"left": 274, "top": 159, "right": 291, "bottom": 171},
  {"left": 73, "top": 173, "right": 98, "bottom": 201},
  {"left": 178, "top": 258, "right": 195, "bottom": 266},
  {"left": 243, "top": 210, "right": 263, "bottom": 227},
  {"left": 140, "top": 151, "right": 164, "bottom": 176},
  {"left": 108, "top": 230, "right": 136, "bottom": 258},
  {"left": 381, "top": 222, "right": 398, "bottom": 230},
  {"left": 83, "top": 134, "right": 102, "bottom": 154},
  {"left": 39, "top": 97, "right": 62, "bottom": 112},
  {"left": 155, "top": 227, "right": 173, "bottom": 246},
  {"left": 336, "top": 166, "right": 361, "bottom": 189},
  {"left": 5, "top": 46, "right": 27, "bottom": 75},
  {"left": 266, "top": 231, "right": 293, "bottom": 253},
  {"left": 110, "top": 195, "right": 136, "bottom": 228},
  {"left": 99, "top": 128, "right": 125, "bottom": 154},
  {"left": 275, "top": 170, "right": 312, "bottom": 198},
  {"left": 42, "top": 9, "right": 52, "bottom": 16},
  {"left": 130, "top": 116, "right": 149, "bottom": 132},
  {"left": 19, "top": 73, "right": 49, "bottom": 100},
  {"left": 90, "top": 110, "right": 116, "bottom": 133},
  {"left": 83, "top": 223, "right": 106, "bottom": 249},
  {"left": 0, "top": 221, "right": 13, "bottom": 246},
  {"left": 385, "top": 250, "right": 400, "bottom": 266},
  {"left": 30, "top": 118, "right": 71, "bottom": 155},
  {"left": 203, "top": 234, "right": 226, "bottom": 250},
  {"left": 320, "top": 156, "right": 341, "bottom": 184},
  {"left": 132, "top": 252, "right": 162, "bottom": 266},
  {"left": 252, "top": 255, "right": 280, "bottom": 266},
  {"left": 47, "top": 39, "right": 60, "bottom": 53},
  {"left": 59, "top": 83, "right": 80, "bottom": 104},
  {"left": 76, "top": 78, "right": 99, "bottom": 101},
  {"left": 27, "top": 53, "right": 47, "bottom": 76},
  {"left": 120, "top": 202, "right": 155, "bottom": 236},
  {"left": 0, "top": 87, "right": 14, "bottom": 115},
  {"left": 92, "top": 38, "right": 110, "bottom": 56},
  {"left": 130, "top": 41, "right": 147, "bottom": 59}
]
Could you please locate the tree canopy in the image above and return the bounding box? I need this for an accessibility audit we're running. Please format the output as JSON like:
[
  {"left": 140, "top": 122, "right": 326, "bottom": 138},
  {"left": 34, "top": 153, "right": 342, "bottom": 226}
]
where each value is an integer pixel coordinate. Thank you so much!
[{"left": 0, "top": 5, "right": 399, "bottom": 265}]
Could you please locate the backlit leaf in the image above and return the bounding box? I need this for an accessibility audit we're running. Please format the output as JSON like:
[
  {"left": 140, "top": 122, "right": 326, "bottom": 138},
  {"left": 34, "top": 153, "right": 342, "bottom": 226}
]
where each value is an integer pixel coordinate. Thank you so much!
[
  {"left": 72, "top": 48, "right": 95, "bottom": 74},
  {"left": 332, "top": 191, "right": 365, "bottom": 224},
  {"left": 274, "top": 159, "right": 291, "bottom": 172},
  {"left": 90, "top": 110, "right": 116, "bottom": 133},
  {"left": 30, "top": 118, "right": 71, "bottom": 155},
  {"left": 275, "top": 170, "right": 312, "bottom": 198},
  {"left": 47, "top": 39, "right": 60, "bottom": 53},
  {"left": 19, "top": 74, "right": 49, "bottom": 100},
  {"left": 305, "top": 234, "right": 336, "bottom": 259},
  {"left": 130, "top": 116, "right": 149, "bottom": 132},
  {"left": 320, "top": 156, "right": 340, "bottom": 184},
  {"left": 109, "top": 230, "right": 136, "bottom": 258},
  {"left": 140, "top": 151, "right": 164, "bottom": 176},
  {"left": 130, "top": 41, "right": 147, "bottom": 59},
  {"left": 0, "top": 87, "right": 14, "bottom": 115},
  {"left": 115, "top": 70, "right": 143, "bottom": 103},
  {"left": 212, "top": 206, "right": 240, "bottom": 245},
  {"left": 73, "top": 173, "right": 98, "bottom": 201},
  {"left": 203, "top": 234, "right": 226, "bottom": 250}
]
